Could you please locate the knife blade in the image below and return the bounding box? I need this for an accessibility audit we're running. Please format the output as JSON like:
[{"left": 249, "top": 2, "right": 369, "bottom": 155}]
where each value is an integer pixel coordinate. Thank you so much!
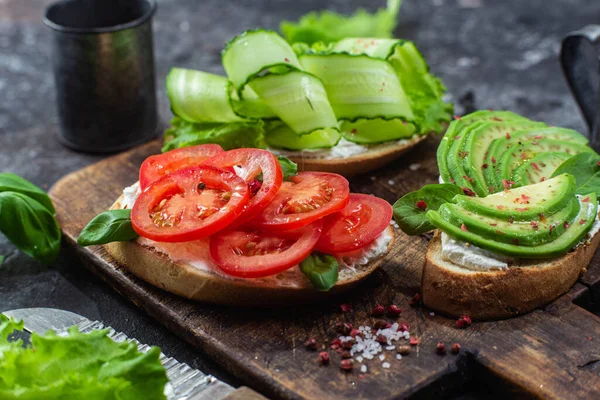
[{"left": 2, "top": 308, "right": 241, "bottom": 400}]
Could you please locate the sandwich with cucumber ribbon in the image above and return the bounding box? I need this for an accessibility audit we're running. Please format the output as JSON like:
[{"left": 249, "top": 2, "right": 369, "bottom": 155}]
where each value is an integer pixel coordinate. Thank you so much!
[
  {"left": 164, "top": 29, "right": 452, "bottom": 176},
  {"left": 394, "top": 110, "right": 600, "bottom": 320}
]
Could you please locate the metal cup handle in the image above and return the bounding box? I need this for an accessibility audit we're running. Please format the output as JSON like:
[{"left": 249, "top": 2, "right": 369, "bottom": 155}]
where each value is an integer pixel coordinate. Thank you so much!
[{"left": 560, "top": 25, "right": 600, "bottom": 150}]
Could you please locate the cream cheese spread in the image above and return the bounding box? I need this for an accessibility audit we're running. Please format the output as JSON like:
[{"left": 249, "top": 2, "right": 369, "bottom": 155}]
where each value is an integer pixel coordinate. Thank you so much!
[
  {"left": 120, "top": 182, "right": 391, "bottom": 286},
  {"left": 270, "top": 136, "right": 418, "bottom": 160},
  {"left": 440, "top": 232, "right": 514, "bottom": 271},
  {"left": 437, "top": 191, "right": 600, "bottom": 271}
]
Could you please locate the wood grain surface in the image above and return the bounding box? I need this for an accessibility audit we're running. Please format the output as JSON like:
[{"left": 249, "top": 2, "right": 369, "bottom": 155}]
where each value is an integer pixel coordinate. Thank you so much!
[{"left": 49, "top": 136, "right": 600, "bottom": 399}]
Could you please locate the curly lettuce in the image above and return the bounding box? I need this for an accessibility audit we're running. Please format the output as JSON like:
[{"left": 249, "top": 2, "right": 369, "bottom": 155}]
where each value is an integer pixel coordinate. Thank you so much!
[
  {"left": 162, "top": 117, "right": 266, "bottom": 152},
  {"left": 281, "top": 0, "right": 402, "bottom": 45},
  {"left": 0, "top": 315, "right": 168, "bottom": 400}
]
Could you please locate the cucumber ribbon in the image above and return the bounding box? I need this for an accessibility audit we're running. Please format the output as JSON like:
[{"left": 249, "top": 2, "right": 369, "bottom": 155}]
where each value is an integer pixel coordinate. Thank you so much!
[{"left": 166, "top": 30, "right": 452, "bottom": 151}]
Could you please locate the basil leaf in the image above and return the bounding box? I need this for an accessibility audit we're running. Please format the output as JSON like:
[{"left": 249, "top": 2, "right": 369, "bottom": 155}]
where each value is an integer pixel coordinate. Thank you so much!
[
  {"left": 299, "top": 252, "right": 339, "bottom": 291},
  {"left": 392, "top": 183, "right": 463, "bottom": 235},
  {"left": 0, "top": 255, "right": 4, "bottom": 265},
  {"left": 0, "top": 192, "right": 61, "bottom": 264},
  {"left": 277, "top": 156, "right": 298, "bottom": 181},
  {"left": 0, "top": 173, "right": 55, "bottom": 214},
  {"left": 552, "top": 153, "right": 600, "bottom": 196},
  {"left": 78, "top": 209, "right": 139, "bottom": 246}
]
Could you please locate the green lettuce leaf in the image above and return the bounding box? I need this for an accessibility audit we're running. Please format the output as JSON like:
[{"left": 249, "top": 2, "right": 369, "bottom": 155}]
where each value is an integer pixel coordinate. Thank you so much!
[
  {"left": 162, "top": 117, "right": 266, "bottom": 152},
  {"left": 281, "top": 0, "right": 402, "bottom": 45},
  {"left": 388, "top": 42, "right": 453, "bottom": 134},
  {"left": 0, "top": 315, "right": 168, "bottom": 400}
]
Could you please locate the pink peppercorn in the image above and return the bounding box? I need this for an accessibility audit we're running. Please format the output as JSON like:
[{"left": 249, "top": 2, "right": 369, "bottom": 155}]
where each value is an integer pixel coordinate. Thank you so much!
[
  {"left": 456, "top": 315, "right": 472, "bottom": 329},
  {"left": 340, "top": 359, "right": 353, "bottom": 371},
  {"left": 436, "top": 342, "right": 446, "bottom": 355},
  {"left": 318, "top": 351, "right": 330, "bottom": 364},
  {"left": 388, "top": 305, "right": 402, "bottom": 317},
  {"left": 371, "top": 305, "right": 385, "bottom": 317}
]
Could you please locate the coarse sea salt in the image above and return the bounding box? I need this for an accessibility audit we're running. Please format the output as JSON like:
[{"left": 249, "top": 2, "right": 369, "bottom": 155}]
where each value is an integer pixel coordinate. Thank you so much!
[
  {"left": 382, "top": 362, "right": 391, "bottom": 369},
  {"left": 360, "top": 365, "right": 367, "bottom": 373},
  {"left": 339, "top": 323, "right": 409, "bottom": 368}
]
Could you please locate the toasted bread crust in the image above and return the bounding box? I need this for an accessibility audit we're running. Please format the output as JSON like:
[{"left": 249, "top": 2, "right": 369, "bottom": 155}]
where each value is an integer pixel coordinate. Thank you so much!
[
  {"left": 421, "top": 231, "right": 600, "bottom": 320},
  {"left": 286, "top": 135, "right": 428, "bottom": 177},
  {"left": 104, "top": 197, "right": 395, "bottom": 306}
]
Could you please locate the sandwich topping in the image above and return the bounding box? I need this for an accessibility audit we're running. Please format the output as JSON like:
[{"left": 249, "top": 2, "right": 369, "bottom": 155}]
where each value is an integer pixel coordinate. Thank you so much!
[
  {"left": 110, "top": 145, "right": 394, "bottom": 289},
  {"left": 162, "top": 29, "right": 452, "bottom": 155},
  {"left": 393, "top": 110, "right": 600, "bottom": 270}
]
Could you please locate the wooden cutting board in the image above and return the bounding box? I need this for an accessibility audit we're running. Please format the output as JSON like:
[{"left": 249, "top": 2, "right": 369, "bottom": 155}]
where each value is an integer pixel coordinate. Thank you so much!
[{"left": 49, "top": 136, "right": 600, "bottom": 399}]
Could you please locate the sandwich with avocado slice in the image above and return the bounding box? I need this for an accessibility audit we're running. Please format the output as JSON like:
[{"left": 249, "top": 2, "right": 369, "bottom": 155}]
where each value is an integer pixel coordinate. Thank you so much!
[{"left": 394, "top": 110, "right": 600, "bottom": 320}]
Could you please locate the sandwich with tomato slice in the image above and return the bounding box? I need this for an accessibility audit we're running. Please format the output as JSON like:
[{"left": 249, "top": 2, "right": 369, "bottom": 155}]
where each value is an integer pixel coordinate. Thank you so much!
[{"left": 80, "top": 145, "right": 395, "bottom": 305}]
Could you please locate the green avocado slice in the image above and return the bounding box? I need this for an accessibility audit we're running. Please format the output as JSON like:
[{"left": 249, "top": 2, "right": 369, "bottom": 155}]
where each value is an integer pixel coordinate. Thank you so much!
[
  {"left": 437, "top": 110, "right": 533, "bottom": 185},
  {"left": 513, "top": 152, "right": 572, "bottom": 187},
  {"left": 438, "top": 197, "right": 580, "bottom": 246},
  {"left": 484, "top": 128, "right": 589, "bottom": 192},
  {"left": 454, "top": 173, "right": 576, "bottom": 221},
  {"left": 427, "top": 193, "right": 597, "bottom": 258},
  {"left": 497, "top": 139, "right": 594, "bottom": 189},
  {"left": 460, "top": 120, "right": 547, "bottom": 196}
]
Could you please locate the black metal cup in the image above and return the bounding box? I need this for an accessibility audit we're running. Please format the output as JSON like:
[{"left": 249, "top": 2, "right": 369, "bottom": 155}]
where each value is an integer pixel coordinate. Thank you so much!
[
  {"left": 44, "top": 0, "right": 159, "bottom": 153},
  {"left": 560, "top": 25, "right": 600, "bottom": 152}
]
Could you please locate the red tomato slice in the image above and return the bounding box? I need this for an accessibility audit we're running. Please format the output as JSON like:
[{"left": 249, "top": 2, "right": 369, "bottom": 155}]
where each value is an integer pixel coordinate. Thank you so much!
[
  {"left": 209, "top": 220, "right": 323, "bottom": 278},
  {"left": 139, "top": 144, "right": 224, "bottom": 190},
  {"left": 315, "top": 193, "right": 392, "bottom": 254},
  {"left": 202, "top": 149, "right": 282, "bottom": 224},
  {"left": 131, "top": 166, "right": 249, "bottom": 242},
  {"left": 252, "top": 172, "right": 350, "bottom": 231}
]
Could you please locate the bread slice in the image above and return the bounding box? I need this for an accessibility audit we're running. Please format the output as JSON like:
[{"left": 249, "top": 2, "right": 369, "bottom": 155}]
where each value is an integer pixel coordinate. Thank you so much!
[
  {"left": 104, "top": 196, "right": 395, "bottom": 306},
  {"left": 422, "top": 230, "right": 600, "bottom": 320},
  {"left": 281, "top": 135, "right": 428, "bottom": 177}
]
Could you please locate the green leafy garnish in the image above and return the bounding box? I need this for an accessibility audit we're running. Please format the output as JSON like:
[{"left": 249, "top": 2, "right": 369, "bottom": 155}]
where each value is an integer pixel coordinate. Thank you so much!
[
  {"left": 281, "top": 0, "right": 402, "bottom": 45},
  {"left": 552, "top": 153, "right": 600, "bottom": 196},
  {"left": 277, "top": 156, "right": 298, "bottom": 180},
  {"left": 0, "top": 192, "right": 60, "bottom": 263},
  {"left": 392, "top": 184, "right": 463, "bottom": 235},
  {"left": 162, "top": 117, "right": 266, "bottom": 152},
  {"left": 0, "top": 256, "right": 4, "bottom": 265},
  {"left": 299, "top": 252, "right": 339, "bottom": 291},
  {"left": 78, "top": 209, "right": 139, "bottom": 246},
  {"left": 388, "top": 42, "right": 453, "bottom": 134},
  {"left": 0, "top": 315, "right": 168, "bottom": 399},
  {"left": 0, "top": 173, "right": 55, "bottom": 214}
]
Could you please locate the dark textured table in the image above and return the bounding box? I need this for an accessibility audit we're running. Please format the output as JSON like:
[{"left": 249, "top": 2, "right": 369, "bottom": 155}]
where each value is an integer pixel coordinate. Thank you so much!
[{"left": 0, "top": 0, "right": 598, "bottom": 396}]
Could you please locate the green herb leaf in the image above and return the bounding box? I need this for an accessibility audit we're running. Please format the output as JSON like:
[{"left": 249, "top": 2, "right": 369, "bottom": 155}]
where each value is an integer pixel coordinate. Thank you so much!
[
  {"left": 277, "top": 156, "right": 298, "bottom": 180},
  {"left": 0, "top": 192, "right": 61, "bottom": 263},
  {"left": 281, "top": 0, "right": 402, "bottom": 45},
  {"left": 387, "top": 42, "right": 453, "bottom": 134},
  {"left": 552, "top": 153, "right": 600, "bottom": 196},
  {"left": 0, "top": 315, "right": 168, "bottom": 399},
  {"left": 0, "top": 255, "right": 4, "bottom": 265},
  {"left": 0, "top": 173, "right": 55, "bottom": 214},
  {"left": 392, "top": 184, "right": 463, "bottom": 235},
  {"left": 162, "top": 117, "right": 266, "bottom": 152},
  {"left": 299, "top": 252, "right": 339, "bottom": 291},
  {"left": 78, "top": 209, "right": 139, "bottom": 246}
]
